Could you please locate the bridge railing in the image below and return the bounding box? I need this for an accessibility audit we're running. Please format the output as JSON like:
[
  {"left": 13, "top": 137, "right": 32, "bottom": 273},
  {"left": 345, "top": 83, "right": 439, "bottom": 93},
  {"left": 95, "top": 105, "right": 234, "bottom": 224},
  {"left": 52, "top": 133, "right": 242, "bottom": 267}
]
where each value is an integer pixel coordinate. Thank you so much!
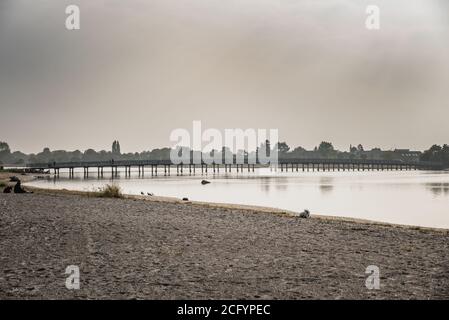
[
  {"left": 26, "top": 159, "right": 173, "bottom": 169},
  {"left": 25, "top": 158, "right": 443, "bottom": 169}
]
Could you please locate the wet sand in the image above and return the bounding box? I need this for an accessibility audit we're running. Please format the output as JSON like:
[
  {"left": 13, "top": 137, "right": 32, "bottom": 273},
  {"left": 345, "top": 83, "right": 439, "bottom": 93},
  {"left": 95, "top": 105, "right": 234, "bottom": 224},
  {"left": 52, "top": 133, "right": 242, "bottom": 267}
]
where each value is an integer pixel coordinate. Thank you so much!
[{"left": 0, "top": 187, "right": 448, "bottom": 299}]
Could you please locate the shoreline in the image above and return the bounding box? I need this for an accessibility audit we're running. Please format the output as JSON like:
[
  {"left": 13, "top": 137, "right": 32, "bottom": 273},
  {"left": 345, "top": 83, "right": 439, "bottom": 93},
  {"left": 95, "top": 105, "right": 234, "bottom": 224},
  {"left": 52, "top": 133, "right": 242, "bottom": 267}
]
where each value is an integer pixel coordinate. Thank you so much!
[
  {"left": 2, "top": 171, "right": 448, "bottom": 233},
  {"left": 25, "top": 184, "right": 449, "bottom": 234}
]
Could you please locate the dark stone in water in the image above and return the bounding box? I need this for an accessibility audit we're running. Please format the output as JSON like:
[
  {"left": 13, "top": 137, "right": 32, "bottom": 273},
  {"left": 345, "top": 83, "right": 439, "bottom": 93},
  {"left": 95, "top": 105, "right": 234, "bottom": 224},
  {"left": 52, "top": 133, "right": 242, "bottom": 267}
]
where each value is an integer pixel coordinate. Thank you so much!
[{"left": 182, "top": 197, "right": 189, "bottom": 201}]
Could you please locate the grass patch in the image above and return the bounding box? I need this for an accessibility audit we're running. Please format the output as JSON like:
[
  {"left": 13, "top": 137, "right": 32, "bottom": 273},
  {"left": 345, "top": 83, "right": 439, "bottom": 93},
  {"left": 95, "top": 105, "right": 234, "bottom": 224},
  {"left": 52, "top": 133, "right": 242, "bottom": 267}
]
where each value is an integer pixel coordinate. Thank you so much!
[
  {"left": 0, "top": 182, "right": 7, "bottom": 188},
  {"left": 96, "top": 184, "right": 124, "bottom": 198}
]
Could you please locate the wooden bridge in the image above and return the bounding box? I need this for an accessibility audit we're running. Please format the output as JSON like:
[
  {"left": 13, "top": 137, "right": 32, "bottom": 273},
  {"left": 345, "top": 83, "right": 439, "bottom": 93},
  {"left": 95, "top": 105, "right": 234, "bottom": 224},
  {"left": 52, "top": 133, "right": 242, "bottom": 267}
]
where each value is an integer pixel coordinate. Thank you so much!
[{"left": 23, "top": 158, "right": 444, "bottom": 178}]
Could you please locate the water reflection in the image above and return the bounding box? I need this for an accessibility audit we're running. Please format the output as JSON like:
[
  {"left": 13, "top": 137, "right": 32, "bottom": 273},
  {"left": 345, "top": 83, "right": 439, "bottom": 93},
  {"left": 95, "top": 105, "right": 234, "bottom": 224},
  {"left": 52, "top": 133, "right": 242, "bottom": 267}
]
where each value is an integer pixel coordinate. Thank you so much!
[
  {"left": 319, "top": 177, "right": 334, "bottom": 194},
  {"left": 426, "top": 182, "right": 449, "bottom": 196}
]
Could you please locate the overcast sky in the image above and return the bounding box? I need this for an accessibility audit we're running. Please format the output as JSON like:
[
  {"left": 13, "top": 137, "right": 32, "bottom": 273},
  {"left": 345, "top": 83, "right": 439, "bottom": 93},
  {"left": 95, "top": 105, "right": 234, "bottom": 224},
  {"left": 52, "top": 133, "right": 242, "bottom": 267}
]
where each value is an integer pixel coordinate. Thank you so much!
[{"left": 1, "top": 0, "right": 448, "bottom": 153}]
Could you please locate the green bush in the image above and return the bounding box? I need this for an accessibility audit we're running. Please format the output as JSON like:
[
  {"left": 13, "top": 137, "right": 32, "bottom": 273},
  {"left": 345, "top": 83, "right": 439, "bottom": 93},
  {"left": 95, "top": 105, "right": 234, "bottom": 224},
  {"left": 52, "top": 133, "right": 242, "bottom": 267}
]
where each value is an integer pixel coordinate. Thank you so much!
[
  {"left": 0, "top": 182, "right": 7, "bottom": 188},
  {"left": 96, "top": 184, "right": 123, "bottom": 198}
]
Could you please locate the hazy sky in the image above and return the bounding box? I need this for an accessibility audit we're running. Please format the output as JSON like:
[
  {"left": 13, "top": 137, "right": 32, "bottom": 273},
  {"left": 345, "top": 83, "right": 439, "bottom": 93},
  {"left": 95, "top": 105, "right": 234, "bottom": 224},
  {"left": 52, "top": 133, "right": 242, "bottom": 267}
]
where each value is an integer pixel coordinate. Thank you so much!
[{"left": 1, "top": 0, "right": 448, "bottom": 153}]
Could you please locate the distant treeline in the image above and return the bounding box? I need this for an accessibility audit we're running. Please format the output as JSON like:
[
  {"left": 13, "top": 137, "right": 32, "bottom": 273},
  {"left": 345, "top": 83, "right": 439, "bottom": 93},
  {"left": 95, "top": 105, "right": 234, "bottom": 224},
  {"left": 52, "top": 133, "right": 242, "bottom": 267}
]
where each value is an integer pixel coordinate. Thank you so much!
[
  {"left": 0, "top": 140, "right": 448, "bottom": 167},
  {"left": 420, "top": 144, "right": 449, "bottom": 167}
]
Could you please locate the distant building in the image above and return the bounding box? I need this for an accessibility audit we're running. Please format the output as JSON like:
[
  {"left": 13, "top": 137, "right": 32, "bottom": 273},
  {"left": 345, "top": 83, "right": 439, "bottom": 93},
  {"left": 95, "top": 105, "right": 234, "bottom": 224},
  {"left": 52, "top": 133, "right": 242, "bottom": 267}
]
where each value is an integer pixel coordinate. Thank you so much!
[
  {"left": 364, "top": 148, "right": 383, "bottom": 160},
  {"left": 393, "top": 149, "right": 421, "bottom": 162}
]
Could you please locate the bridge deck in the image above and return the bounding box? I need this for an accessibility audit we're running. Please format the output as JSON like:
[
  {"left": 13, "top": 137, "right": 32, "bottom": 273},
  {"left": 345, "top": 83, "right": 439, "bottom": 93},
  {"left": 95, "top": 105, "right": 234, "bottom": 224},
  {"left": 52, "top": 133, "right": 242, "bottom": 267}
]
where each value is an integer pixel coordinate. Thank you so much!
[{"left": 24, "top": 158, "right": 442, "bottom": 170}]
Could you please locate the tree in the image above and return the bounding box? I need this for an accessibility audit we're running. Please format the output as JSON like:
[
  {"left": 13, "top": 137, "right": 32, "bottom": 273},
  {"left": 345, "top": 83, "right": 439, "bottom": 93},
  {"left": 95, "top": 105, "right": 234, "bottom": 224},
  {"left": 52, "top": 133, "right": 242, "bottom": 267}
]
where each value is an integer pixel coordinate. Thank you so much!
[
  {"left": 83, "top": 149, "right": 98, "bottom": 161},
  {"left": 291, "top": 146, "right": 305, "bottom": 155},
  {"left": 421, "top": 144, "right": 449, "bottom": 167},
  {"left": 276, "top": 142, "right": 290, "bottom": 154},
  {"left": 443, "top": 144, "right": 449, "bottom": 152},
  {"left": 0, "top": 141, "right": 10, "bottom": 153},
  {"left": 0, "top": 141, "right": 11, "bottom": 162},
  {"left": 112, "top": 140, "right": 121, "bottom": 155},
  {"left": 349, "top": 145, "right": 357, "bottom": 153},
  {"left": 318, "top": 141, "right": 334, "bottom": 153}
]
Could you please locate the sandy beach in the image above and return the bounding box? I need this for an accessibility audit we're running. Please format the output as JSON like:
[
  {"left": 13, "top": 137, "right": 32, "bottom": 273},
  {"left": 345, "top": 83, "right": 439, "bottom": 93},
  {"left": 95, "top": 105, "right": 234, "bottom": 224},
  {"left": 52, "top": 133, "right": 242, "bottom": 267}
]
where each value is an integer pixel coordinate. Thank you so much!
[{"left": 0, "top": 174, "right": 448, "bottom": 299}]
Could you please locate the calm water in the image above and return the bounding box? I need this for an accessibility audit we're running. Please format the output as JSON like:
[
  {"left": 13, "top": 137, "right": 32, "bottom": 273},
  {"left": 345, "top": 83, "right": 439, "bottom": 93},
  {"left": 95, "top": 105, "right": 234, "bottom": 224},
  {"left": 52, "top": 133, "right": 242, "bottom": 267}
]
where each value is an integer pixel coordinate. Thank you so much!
[{"left": 25, "top": 168, "right": 449, "bottom": 229}]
